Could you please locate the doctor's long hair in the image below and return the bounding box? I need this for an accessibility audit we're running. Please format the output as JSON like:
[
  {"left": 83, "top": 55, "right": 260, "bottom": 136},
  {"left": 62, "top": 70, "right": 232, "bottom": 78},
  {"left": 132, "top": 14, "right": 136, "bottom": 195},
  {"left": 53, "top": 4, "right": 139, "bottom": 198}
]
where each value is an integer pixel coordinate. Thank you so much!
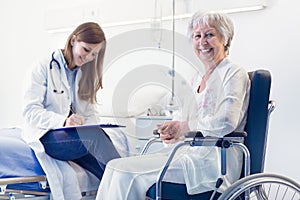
[{"left": 63, "top": 22, "right": 106, "bottom": 103}]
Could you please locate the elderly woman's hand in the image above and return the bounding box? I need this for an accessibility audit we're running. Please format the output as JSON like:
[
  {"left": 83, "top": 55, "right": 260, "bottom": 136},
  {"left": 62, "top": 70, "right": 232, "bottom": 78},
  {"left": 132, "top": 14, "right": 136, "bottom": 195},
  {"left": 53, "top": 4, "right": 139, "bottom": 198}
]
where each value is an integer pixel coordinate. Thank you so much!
[{"left": 157, "top": 121, "right": 190, "bottom": 144}]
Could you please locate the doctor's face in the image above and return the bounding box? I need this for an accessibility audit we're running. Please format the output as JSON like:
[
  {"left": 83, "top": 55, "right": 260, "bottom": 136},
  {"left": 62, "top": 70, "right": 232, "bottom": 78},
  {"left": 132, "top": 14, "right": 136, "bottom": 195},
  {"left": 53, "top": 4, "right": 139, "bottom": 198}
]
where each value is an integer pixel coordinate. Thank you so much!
[{"left": 71, "top": 36, "right": 102, "bottom": 68}]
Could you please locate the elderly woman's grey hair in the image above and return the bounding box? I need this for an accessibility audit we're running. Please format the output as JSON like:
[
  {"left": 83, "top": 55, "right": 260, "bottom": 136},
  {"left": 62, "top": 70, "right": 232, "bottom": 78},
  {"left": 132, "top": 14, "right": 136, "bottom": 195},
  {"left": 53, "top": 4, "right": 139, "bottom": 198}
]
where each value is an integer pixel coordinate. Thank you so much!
[{"left": 187, "top": 11, "right": 234, "bottom": 54}]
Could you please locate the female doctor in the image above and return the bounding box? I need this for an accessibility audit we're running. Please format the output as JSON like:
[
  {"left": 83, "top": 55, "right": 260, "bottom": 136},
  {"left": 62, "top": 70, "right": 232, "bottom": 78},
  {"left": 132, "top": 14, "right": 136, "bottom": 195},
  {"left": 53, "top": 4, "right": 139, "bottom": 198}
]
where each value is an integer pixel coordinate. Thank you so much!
[{"left": 22, "top": 22, "right": 120, "bottom": 199}]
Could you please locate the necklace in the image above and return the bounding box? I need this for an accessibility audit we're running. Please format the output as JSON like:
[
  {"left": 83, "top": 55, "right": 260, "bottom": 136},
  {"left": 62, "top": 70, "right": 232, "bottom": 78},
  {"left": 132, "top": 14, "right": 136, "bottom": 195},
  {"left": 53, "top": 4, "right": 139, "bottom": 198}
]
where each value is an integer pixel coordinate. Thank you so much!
[{"left": 197, "top": 65, "right": 217, "bottom": 93}]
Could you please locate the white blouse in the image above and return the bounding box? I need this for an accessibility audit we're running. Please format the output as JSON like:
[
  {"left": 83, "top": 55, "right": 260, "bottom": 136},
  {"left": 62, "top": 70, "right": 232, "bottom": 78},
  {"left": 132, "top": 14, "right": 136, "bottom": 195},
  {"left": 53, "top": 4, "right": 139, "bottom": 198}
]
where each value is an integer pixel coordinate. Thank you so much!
[{"left": 96, "top": 58, "right": 250, "bottom": 200}]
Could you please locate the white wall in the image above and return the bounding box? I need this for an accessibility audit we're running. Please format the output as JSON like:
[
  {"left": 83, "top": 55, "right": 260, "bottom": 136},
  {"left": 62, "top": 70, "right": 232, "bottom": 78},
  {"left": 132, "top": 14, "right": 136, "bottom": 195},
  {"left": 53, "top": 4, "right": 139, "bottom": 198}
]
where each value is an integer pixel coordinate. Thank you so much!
[
  {"left": 229, "top": 0, "right": 300, "bottom": 183},
  {"left": 0, "top": 0, "right": 299, "bottom": 184}
]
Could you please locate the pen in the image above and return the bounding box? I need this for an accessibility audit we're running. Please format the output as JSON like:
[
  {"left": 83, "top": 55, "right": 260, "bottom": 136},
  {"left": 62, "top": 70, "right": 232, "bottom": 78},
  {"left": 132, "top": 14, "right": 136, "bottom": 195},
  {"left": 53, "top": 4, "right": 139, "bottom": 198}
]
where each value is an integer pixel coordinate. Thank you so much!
[{"left": 70, "top": 104, "right": 76, "bottom": 114}]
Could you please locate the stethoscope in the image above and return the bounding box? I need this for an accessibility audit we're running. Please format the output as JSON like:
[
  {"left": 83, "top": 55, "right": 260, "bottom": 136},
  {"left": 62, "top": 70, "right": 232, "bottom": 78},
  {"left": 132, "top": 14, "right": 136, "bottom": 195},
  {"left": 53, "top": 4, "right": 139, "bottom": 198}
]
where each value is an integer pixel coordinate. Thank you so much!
[{"left": 49, "top": 52, "right": 64, "bottom": 94}]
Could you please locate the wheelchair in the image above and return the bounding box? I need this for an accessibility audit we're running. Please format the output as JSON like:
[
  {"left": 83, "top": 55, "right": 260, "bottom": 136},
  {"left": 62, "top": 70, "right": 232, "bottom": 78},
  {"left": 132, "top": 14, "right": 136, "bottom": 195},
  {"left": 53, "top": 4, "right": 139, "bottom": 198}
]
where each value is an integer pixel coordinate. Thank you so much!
[{"left": 141, "top": 70, "right": 300, "bottom": 200}]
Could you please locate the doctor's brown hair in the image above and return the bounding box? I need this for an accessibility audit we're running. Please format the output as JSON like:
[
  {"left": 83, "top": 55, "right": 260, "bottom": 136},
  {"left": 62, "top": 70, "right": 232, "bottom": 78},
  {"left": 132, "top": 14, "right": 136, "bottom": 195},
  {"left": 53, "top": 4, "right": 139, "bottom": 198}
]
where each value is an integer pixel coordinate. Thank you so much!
[{"left": 63, "top": 22, "right": 106, "bottom": 103}]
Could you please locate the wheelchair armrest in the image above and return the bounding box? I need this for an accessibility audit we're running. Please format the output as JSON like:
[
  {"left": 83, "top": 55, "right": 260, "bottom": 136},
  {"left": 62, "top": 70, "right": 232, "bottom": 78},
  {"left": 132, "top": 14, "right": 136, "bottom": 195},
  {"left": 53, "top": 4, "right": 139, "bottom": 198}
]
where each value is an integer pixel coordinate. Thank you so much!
[
  {"left": 225, "top": 131, "right": 247, "bottom": 137},
  {"left": 147, "top": 129, "right": 247, "bottom": 154},
  {"left": 185, "top": 130, "right": 247, "bottom": 138},
  {"left": 152, "top": 130, "right": 202, "bottom": 137},
  {"left": 153, "top": 130, "right": 203, "bottom": 138}
]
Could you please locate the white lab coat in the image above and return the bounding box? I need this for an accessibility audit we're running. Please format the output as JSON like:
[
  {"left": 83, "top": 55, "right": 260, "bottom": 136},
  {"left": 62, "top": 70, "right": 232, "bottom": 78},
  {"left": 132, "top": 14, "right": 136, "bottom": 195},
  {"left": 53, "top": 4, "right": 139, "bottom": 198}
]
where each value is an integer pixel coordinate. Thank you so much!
[{"left": 22, "top": 49, "right": 100, "bottom": 200}]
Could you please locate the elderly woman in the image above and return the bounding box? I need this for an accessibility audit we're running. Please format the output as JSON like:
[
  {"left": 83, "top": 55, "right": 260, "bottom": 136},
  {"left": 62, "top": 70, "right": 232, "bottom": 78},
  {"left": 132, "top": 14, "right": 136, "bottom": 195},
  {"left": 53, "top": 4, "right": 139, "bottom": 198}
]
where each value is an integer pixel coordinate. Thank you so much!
[{"left": 96, "top": 11, "right": 250, "bottom": 199}]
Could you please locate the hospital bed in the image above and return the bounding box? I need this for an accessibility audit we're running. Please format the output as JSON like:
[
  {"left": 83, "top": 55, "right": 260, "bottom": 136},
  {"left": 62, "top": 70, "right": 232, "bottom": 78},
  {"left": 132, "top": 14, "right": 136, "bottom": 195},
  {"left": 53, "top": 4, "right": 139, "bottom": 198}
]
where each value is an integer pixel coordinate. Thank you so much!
[
  {"left": 0, "top": 125, "right": 129, "bottom": 199},
  {"left": 142, "top": 70, "right": 300, "bottom": 200},
  {"left": 0, "top": 127, "right": 50, "bottom": 199}
]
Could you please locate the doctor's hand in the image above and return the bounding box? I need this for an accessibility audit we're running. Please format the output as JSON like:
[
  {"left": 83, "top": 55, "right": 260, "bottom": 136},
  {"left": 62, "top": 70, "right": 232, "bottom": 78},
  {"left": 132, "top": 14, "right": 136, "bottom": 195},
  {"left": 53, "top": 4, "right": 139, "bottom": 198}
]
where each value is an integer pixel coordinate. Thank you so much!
[
  {"left": 65, "top": 114, "right": 84, "bottom": 126},
  {"left": 157, "top": 121, "right": 190, "bottom": 144}
]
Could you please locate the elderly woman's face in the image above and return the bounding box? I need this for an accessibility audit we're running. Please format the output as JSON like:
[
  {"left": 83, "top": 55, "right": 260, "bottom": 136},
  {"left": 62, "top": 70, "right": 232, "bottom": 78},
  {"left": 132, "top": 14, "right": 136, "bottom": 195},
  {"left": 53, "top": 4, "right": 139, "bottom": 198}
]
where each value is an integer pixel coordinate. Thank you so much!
[{"left": 192, "top": 23, "right": 227, "bottom": 67}]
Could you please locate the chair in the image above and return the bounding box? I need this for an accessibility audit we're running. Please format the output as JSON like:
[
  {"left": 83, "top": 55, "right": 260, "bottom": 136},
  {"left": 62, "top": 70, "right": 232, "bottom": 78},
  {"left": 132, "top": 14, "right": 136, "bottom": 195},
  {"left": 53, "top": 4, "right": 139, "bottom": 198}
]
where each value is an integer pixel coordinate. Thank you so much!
[{"left": 144, "top": 69, "right": 285, "bottom": 200}]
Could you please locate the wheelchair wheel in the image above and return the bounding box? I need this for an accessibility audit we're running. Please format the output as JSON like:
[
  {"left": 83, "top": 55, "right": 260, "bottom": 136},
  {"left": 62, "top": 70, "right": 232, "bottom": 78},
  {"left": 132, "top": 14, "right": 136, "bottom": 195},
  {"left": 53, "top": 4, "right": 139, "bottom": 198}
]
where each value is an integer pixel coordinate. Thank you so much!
[{"left": 218, "top": 173, "right": 300, "bottom": 200}]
